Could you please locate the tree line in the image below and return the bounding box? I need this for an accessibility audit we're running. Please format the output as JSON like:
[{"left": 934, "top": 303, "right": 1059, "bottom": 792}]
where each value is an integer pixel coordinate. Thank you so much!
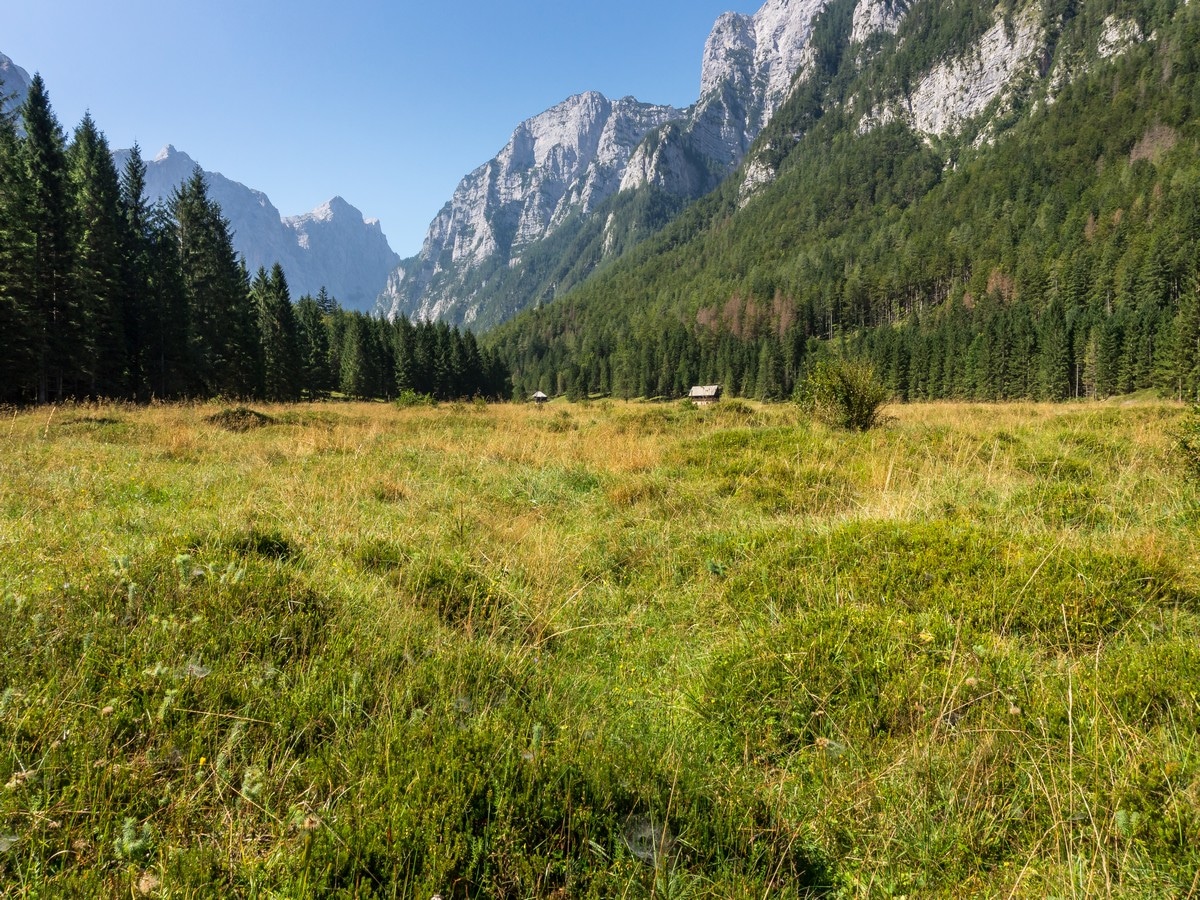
[{"left": 0, "top": 73, "right": 508, "bottom": 406}]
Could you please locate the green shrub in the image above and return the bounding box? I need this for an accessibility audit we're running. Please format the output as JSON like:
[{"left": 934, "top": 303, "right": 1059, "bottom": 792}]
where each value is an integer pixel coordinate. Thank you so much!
[
  {"left": 802, "top": 358, "right": 891, "bottom": 431},
  {"left": 1176, "top": 405, "right": 1200, "bottom": 481},
  {"left": 395, "top": 389, "right": 435, "bottom": 408}
]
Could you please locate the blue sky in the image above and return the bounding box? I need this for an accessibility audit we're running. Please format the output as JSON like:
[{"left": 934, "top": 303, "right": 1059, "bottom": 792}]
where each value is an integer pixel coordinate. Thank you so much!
[{"left": 4, "top": 0, "right": 762, "bottom": 256}]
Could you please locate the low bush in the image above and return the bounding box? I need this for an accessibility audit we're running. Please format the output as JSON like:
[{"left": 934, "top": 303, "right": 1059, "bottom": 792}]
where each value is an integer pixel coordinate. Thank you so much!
[
  {"left": 395, "top": 389, "right": 436, "bottom": 408},
  {"left": 801, "top": 358, "right": 891, "bottom": 431},
  {"left": 1176, "top": 405, "right": 1200, "bottom": 481}
]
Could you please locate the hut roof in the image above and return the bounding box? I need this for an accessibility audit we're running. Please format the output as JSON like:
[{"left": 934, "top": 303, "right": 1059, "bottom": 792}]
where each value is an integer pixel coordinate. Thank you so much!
[{"left": 688, "top": 385, "right": 722, "bottom": 399}]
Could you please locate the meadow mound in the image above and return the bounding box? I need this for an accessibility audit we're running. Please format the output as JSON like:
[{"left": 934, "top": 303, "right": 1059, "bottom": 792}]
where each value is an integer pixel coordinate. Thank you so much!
[{"left": 204, "top": 406, "right": 276, "bottom": 432}]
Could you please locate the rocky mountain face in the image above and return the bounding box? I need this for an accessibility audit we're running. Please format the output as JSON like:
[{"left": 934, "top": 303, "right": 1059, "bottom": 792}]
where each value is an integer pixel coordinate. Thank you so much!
[
  {"left": 381, "top": 0, "right": 842, "bottom": 326},
  {"left": 487, "top": 0, "right": 1196, "bottom": 405},
  {"left": 734, "top": 0, "right": 1150, "bottom": 203},
  {"left": 857, "top": 3, "right": 1045, "bottom": 138},
  {"left": 114, "top": 145, "right": 400, "bottom": 311},
  {"left": 849, "top": 0, "right": 906, "bottom": 46},
  {"left": 622, "top": 0, "right": 830, "bottom": 197},
  {"left": 0, "top": 52, "right": 32, "bottom": 121},
  {"left": 381, "top": 92, "right": 683, "bottom": 324}
]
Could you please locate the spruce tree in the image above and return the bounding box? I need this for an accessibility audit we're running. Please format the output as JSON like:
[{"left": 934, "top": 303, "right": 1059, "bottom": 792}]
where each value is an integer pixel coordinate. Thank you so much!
[
  {"left": 461, "top": 330, "right": 485, "bottom": 397},
  {"left": 21, "top": 74, "right": 76, "bottom": 402},
  {"left": 171, "top": 168, "right": 259, "bottom": 397},
  {"left": 325, "top": 307, "right": 348, "bottom": 389},
  {"left": 0, "top": 98, "right": 37, "bottom": 403},
  {"left": 1172, "top": 273, "right": 1200, "bottom": 402},
  {"left": 369, "top": 316, "right": 395, "bottom": 399},
  {"left": 119, "top": 144, "right": 153, "bottom": 398},
  {"left": 295, "top": 294, "right": 333, "bottom": 398},
  {"left": 315, "top": 286, "right": 335, "bottom": 316},
  {"left": 1156, "top": 276, "right": 1200, "bottom": 402},
  {"left": 67, "top": 113, "right": 127, "bottom": 396},
  {"left": 1038, "top": 299, "right": 1072, "bottom": 401},
  {"left": 392, "top": 315, "right": 417, "bottom": 395},
  {"left": 144, "top": 202, "right": 189, "bottom": 399},
  {"left": 255, "top": 263, "right": 302, "bottom": 401},
  {"left": 339, "top": 314, "right": 372, "bottom": 399}
]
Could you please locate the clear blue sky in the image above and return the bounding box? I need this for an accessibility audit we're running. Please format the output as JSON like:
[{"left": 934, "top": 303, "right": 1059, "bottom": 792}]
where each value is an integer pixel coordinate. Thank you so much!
[{"left": 4, "top": 0, "right": 762, "bottom": 256}]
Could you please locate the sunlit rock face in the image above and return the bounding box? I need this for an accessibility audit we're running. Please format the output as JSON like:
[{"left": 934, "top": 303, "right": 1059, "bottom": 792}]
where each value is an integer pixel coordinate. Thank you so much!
[
  {"left": 855, "top": 4, "right": 1047, "bottom": 140},
  {"left": 383, "top": 0, "right": 835, "bottom": 325}
]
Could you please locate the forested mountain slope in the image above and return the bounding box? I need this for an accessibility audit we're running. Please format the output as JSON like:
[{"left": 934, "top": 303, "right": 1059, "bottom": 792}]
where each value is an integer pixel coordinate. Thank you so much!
[{"left": 487, "top": 0, "right": 1200, "bottom": 404}]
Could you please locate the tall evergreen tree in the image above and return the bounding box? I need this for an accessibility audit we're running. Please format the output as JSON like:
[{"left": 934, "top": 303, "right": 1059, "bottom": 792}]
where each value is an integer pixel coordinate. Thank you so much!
[
  {"left": 143, "top": 202, "right": 189, "bottom": 398},
  {"left": 295, "top": 294, "right": 333, "bottom": 398},
  {"left": 1038, "top": 299, "right": 1072, "bottom": 401},
  {"left": 339, "top": 314, "right": 374, "bottom": 399},
  {"left": 0, "top": 96, "right": 37, "bottom": 403},
  {"left": 21, "top": 74, "right": 76, "bottom": 402},
  {"left": 315, "top": 286, "right": 336, "bottom": 316},
  {"left": 392, "top": 315, "right": 417, "bottom": 395},
  {"left": 254, "top": 263, "right": 302, "bottom": 401},
  {"left": 119, "top": 143, "right": 154, "bottom": 398},
  {"left": 171, "top": 168, "right": 259, "bottom": 397},
  {"left": 369, "top": 316, "right": 395, "bottom": 399},
  {"left": 1162, "top": 272, "right": 1200, "bottom": 401},
  {"left": 67, "top": 113, "right": 126, "bottom": 396}
]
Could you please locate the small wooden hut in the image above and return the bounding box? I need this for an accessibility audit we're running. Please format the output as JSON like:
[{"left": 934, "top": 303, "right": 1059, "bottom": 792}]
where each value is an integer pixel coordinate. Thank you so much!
[
  {"left": 688, "top": 385, "right": 722, "bottom": 406},
  {"left": 531, "top": 391, "right": 549, "bottom": 404}
]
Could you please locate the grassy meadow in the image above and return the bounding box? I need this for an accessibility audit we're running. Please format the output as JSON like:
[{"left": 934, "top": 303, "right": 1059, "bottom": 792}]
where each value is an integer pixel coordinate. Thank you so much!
[{"left": 0, "top": 397, "right": 1198, "bottom": 898}]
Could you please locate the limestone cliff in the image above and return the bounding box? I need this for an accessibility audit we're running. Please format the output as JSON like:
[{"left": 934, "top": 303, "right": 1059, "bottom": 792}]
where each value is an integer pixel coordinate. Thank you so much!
[{"left": 381, "top": 0, "right": 837, "bottom": 326}]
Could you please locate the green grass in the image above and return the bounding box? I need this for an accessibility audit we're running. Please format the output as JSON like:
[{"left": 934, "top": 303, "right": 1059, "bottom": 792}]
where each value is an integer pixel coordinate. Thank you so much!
[{"left": 0, "top": 398, "right": 1198, "bottom": 897}]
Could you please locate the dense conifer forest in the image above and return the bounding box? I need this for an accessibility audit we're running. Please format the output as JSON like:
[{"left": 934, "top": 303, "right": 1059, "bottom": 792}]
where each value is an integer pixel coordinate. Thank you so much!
[
  {"left": 486, "top": 0, "right": 1200, "bottom": 405},
  {"left": 0, "top": 77, "right": 509, "bottom": 406}
]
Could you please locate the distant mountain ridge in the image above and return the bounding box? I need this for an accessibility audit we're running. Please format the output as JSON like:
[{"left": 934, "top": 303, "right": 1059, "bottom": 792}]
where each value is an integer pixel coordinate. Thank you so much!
[
  {"left": 1, "top": 52, "right": 399, "bottom": 312},
  {"left": 482, "top": 0, "right": 1200, "bottom": 406},
  {"left": 114, "top": 145, "right": 400, "bottom": 312},
  {"left": 379, "top": 92, "right": 684, "bottom": 325},
  {"left": 390, "top": 0, "right": 1158, "bottom": 337}
]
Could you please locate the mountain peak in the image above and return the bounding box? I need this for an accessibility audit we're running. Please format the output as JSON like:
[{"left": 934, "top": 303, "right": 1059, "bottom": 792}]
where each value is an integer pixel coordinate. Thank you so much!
[
  {"left": 118, "top": 146, "right": 398, "bottom": 311},
  {"left": 154, "top": 144, "right": 181, "bottom": 162},
  {"left": 700, "top": 0, "right": 829, "bottom": 115},
  {"left": 296, "top": 196, "right": 361, "bottom": 225}
]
